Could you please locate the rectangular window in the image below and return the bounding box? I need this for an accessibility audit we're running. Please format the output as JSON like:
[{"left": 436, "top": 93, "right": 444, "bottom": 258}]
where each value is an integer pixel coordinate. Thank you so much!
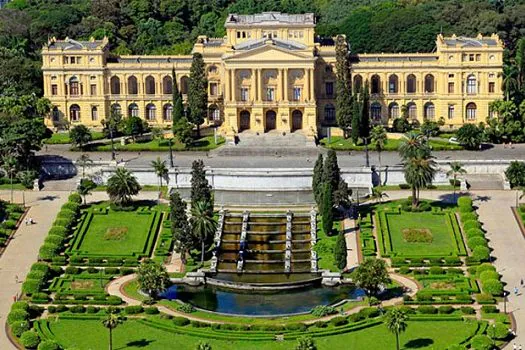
[
  {"left": 448, "top": 74, "right": 455, "bottom": 78},
  {"left": 325, "top": 82, "right": 334, "bottom": 96},
  {"left": 91, "top": 108, "right": 98, "bottom": 121},
  {"left": 70, "top": 56, "right": 76, "bottom": 64},
  {"left": 469, "top": 54, "right": 475, "bottom": 62},
  {"left": 466, "top": 108, "right": 476, "bottom": 121},
  {"left": 63, "top": 56, "right": 68, "bottom": 64},
  {"left": 293, "top": 87, "right": 301, "bottom": 101},
  {"left": 90, "top": 84, "right": 97, "bottom": 96},
  {"left": 240, "top": 87, "right": 249, "bottom": 101},
  {"left": 448, "top": 82, "right": 454, "bottom": 93},
  {"left": 448, "top": 105, "right": 455, "bottom": 119},
  {"left": 51, "top": 84, "right": 58, "bottom": 95},
  {"left": 70, "top": 82, "right": 79, "bottom": 96},
  {"left": 489, "top": 82, "right": 495, "bottom": 93},
  {"left": 476, "top": 54, "right": 481, "bottom": 61},
  {"left": 266, "top": 87, "right": 275, "bottom": 101},
  {"left": 237, "top": 31, "right": 241, "bottom": 39},
  {"left": 210, "top": 82, "right": 218, "bottom": 96}
]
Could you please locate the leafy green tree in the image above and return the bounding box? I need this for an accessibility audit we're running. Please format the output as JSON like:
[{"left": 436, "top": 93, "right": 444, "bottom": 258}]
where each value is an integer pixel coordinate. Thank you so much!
[
  {"left": 295, "top": 336, "right": 317, "bottom": 350},
  {"left": 456, "top": 124, "right": 483, "bottom": 150},
  {"left": 351, "top": 91, "right": 361, "bottom": 144},
  {"left": 321, "top": 182, "right": 334, "bottom": 236},
  {"left": 335, "top": 35, "right": 352, "bottom": 134},
  {"left": 188, "top": 53, "right": 207, "bottom": 137},
  {"left": 151, "top": 127, "right": 164, "bottom": 145},
  {"left": 392, "top": 117, "right": 411, "bottom": 133},
  {"left": 505, "top": 161, "right": 525, "bottom": 188},
  {"left": 191, "top": 159, "right": 212, "bottom": 210},
  {"left": 447, "top": 162, "right": 466, "bottom": 203},
  {"left": 404, "top": 156, "right": 437, "bottom": 208},
  {"left": 151, "top": 157, "right": 168, "bottom": 201},
  {"left": 312, "top": 154, "right": 324, "bottom": 206},
  {"left": 173, "top": 117, "right": 194, "bottom": 147},
  {"left": 515, "top": 37, "right": 525, "bottom": 88},
  {"left": 17, "top": 169, "right": 35, "bottom": 206},
  {"left": 122, "top": 116, "right": 147, "bottom": 141},
  {"left": 77, "top": 178, "right": 97, "bottom": 205},
  {"left": 334, "top": 230, "right": 347, "bottom": 270},
  {"left": 137, "top": 259, "right": 170, "bottom": 298},
  {"left": 359, "top": 81, "right": 370, "bottom": 140},
  {"left": 103, "top": 105, "right": 122, "bottom": 161},
  {"left": 172, "top": 68, "right": 184, "bottom": 124},
  {"left": 333, "top": 179, "right": 352, "bottom": 209},
  {"left": 101, "top": 310, "right": 123, "bottom": 350},
  {"left": 384, "top": 307, "right": 408, "bottom": 350},
  {"left": 502, "top": 65, "right": 519, "bottom": 101},
  {"left": 371, "top": 125, "right": 387, "bottom": 184},
  {"left": 323, "top": 149, "right": 340, "bottom": 190},
  {"left": 2, "top": 155, "right": 17, "bottom": 203},
  {"left": 354, "top": 258, "right": 390, "bottom": 297},
  {"left": 421, "top": 120, "right": 440, "bottom": 137},
  {"left": 191, "top": 201, "right": 216, "bottom": 265},
  {"left": 77, "top": 153, "right": 93, "bottom": 178},
  {"left": 106, "top": 168, "right": 141, "bottom": 206},
  {"left": 69, "top": 125, "right": 92, "bottom": 151},
  {"left": 170, "top": 190, "right": 192, "bottom": 263}
]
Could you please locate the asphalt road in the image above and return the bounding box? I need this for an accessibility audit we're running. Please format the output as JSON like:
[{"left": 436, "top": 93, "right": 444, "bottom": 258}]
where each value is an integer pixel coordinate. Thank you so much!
[{"left": 38, "top": 143, "right": 525, "bottom": 169}]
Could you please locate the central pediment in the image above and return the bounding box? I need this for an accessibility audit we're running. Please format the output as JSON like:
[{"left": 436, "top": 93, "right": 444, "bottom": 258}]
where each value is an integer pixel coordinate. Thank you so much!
[{"left": 223, "top": 43, "right": 315, "bottom": 62}]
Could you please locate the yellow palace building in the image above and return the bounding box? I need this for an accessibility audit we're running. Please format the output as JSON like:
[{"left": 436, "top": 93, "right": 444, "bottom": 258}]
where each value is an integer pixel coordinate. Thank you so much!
[{"left": 41, "top": 12, "right": 504, "bottom": 139}]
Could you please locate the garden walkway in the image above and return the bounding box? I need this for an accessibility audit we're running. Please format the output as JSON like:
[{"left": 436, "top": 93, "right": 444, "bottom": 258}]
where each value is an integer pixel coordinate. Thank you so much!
[
  {"left": 0, "top": 190, "right": 68, "bottom": 350},
  {"left": 343, "top": 217, "right": 360, "bottom": 270}
]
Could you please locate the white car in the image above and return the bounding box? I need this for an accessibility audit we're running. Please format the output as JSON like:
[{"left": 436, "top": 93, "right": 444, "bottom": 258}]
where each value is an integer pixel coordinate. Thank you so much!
[{"left": 448, "top": 137, "right": 459, "bottom": 144}]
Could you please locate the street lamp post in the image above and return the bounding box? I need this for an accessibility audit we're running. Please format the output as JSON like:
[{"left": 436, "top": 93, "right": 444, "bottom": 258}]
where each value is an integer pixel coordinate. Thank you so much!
[
  {"left": 364, "top": 137, "right": 370, "bottom": 167},
  {"left": 168, "top": 138, "right": 174, "bottom": 168}
]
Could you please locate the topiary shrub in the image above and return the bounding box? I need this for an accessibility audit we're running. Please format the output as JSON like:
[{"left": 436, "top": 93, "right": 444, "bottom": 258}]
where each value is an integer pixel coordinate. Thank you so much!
[
  {"left": 463, "top": 220, "right": 481, "bottom": 231},
  {"left": 62, "top": 202, "right": 80, "bottom": 212},
  {"left": 479, "top": 270, "right": 500, "bottom": 283},
  {"left": 11, "top": 301, "right": 29, "bottom": 312},
  {"left": 37, "top": 340, "right": 60, "bottom": 350},
  {"left": 10, "top": 320, "right": 30, "bottom": 337},
  {"left": 476, "top": 263, "right": 496, "bottom": 276},
  {"left": 468, "top": 236, "right": 488, "bottom": 250},
  {"left": 460, "top": 212, "right": 478, "bottom": 222},
  {"left": 20, "top": 330, "right": 40, "bottom": 349},
  {"left": 38, "top": 243, "right": 59, "bottom": 260},
  {"left": 65, "top": 266, "right": 80, "bottom": 275},
  {"left": 44, "top": 235, "right": 63, "bottom": 246},
  {"left": 330, "top": 316, "right": 348, "bottom": 327},
  {"left": 429, "top": 266, "right": 444, "bottom": 275},
  {"left": 144, "top": 306, "right": 159, "bottom": 314},
  {"left": 48, "top": 226, "right": 68, "bottom": 237},
  {"left": 473, "top": 246, "right": 490, "bottom": 261},
  {"left": 173, "top": 317, "right": 190, "bottom": 326},
  {"left": 482, "top": 279, "right": 503, "bottom": 296},
  {"left": 457, "top": 196, "right": 473, "bottom": 209},
  {"left": 481, "top": 305, "right": 499, "bottom": 314},
  {"left": 124, "top": 305, "right": 143, "bottom": 314},
  {"left": 470, "top": 335, "right": 492, "bottom": 350},
  {"left": 487, "top": 322, "right": 510, "bottom": 340},
  {"left": 22, "top": 279, "right": 42, "bottom": 295},
  {"left": 53, "top": 218, "right": 72, "bottom": 229},
  {"left": 417, "top": 306, "right": 437, "bottom": 314},
  {"left": 438, "top": 305, "right": 454, "bottom": 314},
  {"left": 310, "top": 305, "right": 336, "bottom": 317},
  {"left": 460, "top": 306, "right": 475, "bottom": 315},
  {"left": 466, "top": 228, "right": 485, "bottom": 239},
  {"left": 86, "top": 306, "right": 99, "bottom": 314},
  {"left": 57, "top": 209, "right": 76, "bottom": 221},
  {"left": 68, "top": 193, "right": 82, "bottom": 204},
  {"left": 175, "top": 303, "right": 195, "bottom": 314},
  {"left": 70, "top": 305, "right": 86, "bottom": 313}
]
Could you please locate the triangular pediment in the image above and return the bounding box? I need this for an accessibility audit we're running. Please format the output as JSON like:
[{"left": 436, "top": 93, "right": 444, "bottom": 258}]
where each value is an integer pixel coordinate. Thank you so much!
[{"left": 223, "top": 44, "right": 314, "bottom": 62}]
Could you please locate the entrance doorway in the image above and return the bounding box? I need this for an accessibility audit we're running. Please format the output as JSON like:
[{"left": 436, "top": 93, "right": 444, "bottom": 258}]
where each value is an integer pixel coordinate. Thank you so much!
[
  {"left": 265, "top": 110, "right": 276, "bottom": 132},
  {"left": 291, "top": 110, "right": 303, "bottom": 132},
  {"left": 239, "top": 111, "right": 250, "bottom": 131}
]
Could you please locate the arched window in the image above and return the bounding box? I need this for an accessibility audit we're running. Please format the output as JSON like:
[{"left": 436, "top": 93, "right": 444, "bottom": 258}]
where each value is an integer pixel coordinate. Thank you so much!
[
  {"left": 424, "top": 102, "right": 435, "bottom": 120},
  {"left": 371, "top": 102, "right": 382, "bottom": 121},
  {"left": 406, "top": 74, "right": 417, "bottom": 93},
  {"left": 353, "top": 75, "right": 362, "bottom": 92},
  {"left": 208, "top": 105, "right": 220, "bottom": 122},
  {"left": 145, "top": 76, "right": 155, "bottom": 95},
  {"left": 91, "top": 106, "right": 98, "bottom": 121},
  {"left": 52, "top": 106, "right": 60, "bottom": 121},
  {"left": 69, "top": 77, "right": 80, "bottom": 96},
  {"left": 466, "top": 102, "right": 477, "bottom": 121},
  {"left": 388, "top": 75, "right": 398, "bottom": 94},
  {"left": 110, "top": 76, "right": 120, "bottom": 95},
  {"left": 407, "top": 102, "right": 417, "bottom": 120},
  {"left": 467, "top": 75, "right": 477, "bottom": 94},
  {"left": 324, "top": 104, "right": 335, "bottom": 123},
  {"left": 371, "top": 75, "right": 381, "bottom": 94},
  {"left": 163, "top": 104, "right": 173, "bottom": 121},
  {"left": 111, "top": 103, "right": 121, "bottom": 117},
  {"left": 163, "top": 76, "right": 173, "bottom": 95},
  {"left": 145, "top": 103, "right": 156, "bottom": 120},
  {"left": 70, "top": 104, "right": 80, "bottom": 121},
  {"left": 208, "top": 65, "right": 218, "bottom": 74},
  {"left": 128, "top": 76, "right": 138, "bottom": 95},
  {"left": 389, "top": 103, "right": 399, "bottom": 119},
  {"left": 424, "top": 74, "right": 435, "bottom": 93},
  {"left": 128, "top": 103, "right": 139, "bottom": 118},
  {"left": 180, "top": 76, "right": 189, "bottom": 95}
]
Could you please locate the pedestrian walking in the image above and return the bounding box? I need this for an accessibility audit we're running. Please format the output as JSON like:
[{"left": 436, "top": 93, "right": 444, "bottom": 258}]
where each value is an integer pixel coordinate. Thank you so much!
[
  {"left": 514, "top": 343, "right": 517, "bottom": 350},
  {"left": 515, "top": 286, "right": 519, "bottom": 295},
  {"left": 518, "top": 344, "right": 522, "bottom": 350}
]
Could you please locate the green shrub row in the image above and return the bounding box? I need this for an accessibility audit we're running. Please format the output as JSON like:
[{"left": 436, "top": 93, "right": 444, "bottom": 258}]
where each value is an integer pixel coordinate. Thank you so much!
[{"left": 391, "top": 256, "right": 462, "bottom": 268}]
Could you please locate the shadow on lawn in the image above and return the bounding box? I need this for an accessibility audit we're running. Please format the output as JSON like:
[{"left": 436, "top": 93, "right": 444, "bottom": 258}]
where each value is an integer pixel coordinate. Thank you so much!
[
  {"left": 404, "top": 338, "right": 434, "bottom": 348},
  {"left": 116, "top": 339, "right": 156, "bottom": 349}
]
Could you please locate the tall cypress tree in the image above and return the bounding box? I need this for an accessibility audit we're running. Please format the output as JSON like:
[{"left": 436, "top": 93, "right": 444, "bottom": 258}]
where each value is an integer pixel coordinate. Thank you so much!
[
  {"left": 360, "top": 81, "right": 371, "bottom": 140},
  {"left": 190, "top": 159, "right": 213, "bottom": 211},
  {"left": 323, "top": 149, "right": 340, "bottom": 191},
  {"left": 334, "top": 230, "right": 347, "bottom": 270},
  {"left": 335, "top": 35, "right": 353, "bottom": 135},
  {"left": 351, "top": 90, "right": 361, "bottom": 145},
  {"left": 172, "top": 68, "right": 184, "bottom": 124},
  {"left": 312, "top": 154, "right": 324, "bottom": 206},
  {"left": 188, "top": 53, "right": 208, "bottom": 137},
  {"left": 170, "top": 190, "right": 193, "bottom": 263},
  {"left": 321, "top": 182, "right": 334, "bottom": 236}
]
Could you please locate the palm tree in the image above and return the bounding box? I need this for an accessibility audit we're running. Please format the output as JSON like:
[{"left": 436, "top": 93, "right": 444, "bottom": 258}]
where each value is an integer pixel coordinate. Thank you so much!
[
  {"left": 106, "top": 168, "right": 141, "bottom": 206},
  {"left": 77, "top": 153, "right": 93, "bottom": 178},
  {"left": 399, "top": 132, "right": 430, "bottom": 160},
  {"left": 191, "top": 201, "right": 216, "bottom": 265},
  {"left": 371, "top": 187, "right": 389, "bottom": 203},
  {"left": 447, "top": 162, "right": 466, "bottom": 203},
  {"left": 371, "top": 125, "right": 388, "bottom": 184},
  {"left": 502, "top": 65, "right": 519, "bottom": 101},
  {"left": 2, "top": 155, "right": 17, "bottom": 203},
  {"left": 77, "top": 178, "right": 97, "bottom": 205},
  {"left": 102, "top": 310, "right": 123, "bottom": 350},
  {"left": 384, "top": 307, "right": 408, "bottom": 350},
  {"left": 403, "top": 155, "right": 437, "bottom": 208},
  {"left": 151, "top": 157, "right": 168, "bottom": 202}
]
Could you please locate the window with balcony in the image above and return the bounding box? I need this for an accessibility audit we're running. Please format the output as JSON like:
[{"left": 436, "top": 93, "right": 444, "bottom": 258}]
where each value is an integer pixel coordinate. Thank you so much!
[
  {"left": 163, "top": 104, "right": 172, "bottom": 121},
  {"left": 448, "top": 105, "right": 455, "bottom": 119},
  {"left": 69, "top": 77, "right": 80, "bottom": 96},
  {"left": 70, "top": 104, "right": 80, "bottom": 122},
  {"left": 240, "top": 87, "right": 249, "bottom": 101},
  {"left": 466, "top": 75, "right": 477, "bottom": 94},
  {"left": 266, "top": 87, "right": 275, "bottom": 101},
  {"left": 388, "top": 75, "right": 398, "bottom": 94},
  {"left": 389, "top": 103, "right": 399, "bottom": 119},
  {"left": 293, "top": 87, "right": 301, "bottom": 101},
  {"left": 146, "top": 103, "right": 156, "bottom": 121},
  {"left": 466, "top": 102, "right": 477, "bottom": 121}
]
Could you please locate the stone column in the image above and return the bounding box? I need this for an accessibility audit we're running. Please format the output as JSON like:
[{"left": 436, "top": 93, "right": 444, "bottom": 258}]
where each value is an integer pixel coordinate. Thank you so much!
[
  {"left": 224, "top": 70, "right": 230, "bottom": 101},
  {"left": 257, "top": 69, "right": 262, "bottom": 101},
  {"left": 284, "top": 68, "right": 289, "bottom": 101},
  {"left": 304, "top": 69, "right": 310, "bottom": 101},
  {"left": 310, "top": 68, "right": 315, "bottom": 101},
  {"left": 251, "top": 69, "right": 256, "bottom": 102},
  {"left": 230, "top": 69, "right": 235, "bottom": 102}
]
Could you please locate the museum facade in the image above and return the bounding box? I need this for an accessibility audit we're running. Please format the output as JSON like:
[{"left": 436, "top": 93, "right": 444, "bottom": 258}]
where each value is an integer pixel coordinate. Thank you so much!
[{"left": 41, "top": 12, "right": 504, "bottom": 138}]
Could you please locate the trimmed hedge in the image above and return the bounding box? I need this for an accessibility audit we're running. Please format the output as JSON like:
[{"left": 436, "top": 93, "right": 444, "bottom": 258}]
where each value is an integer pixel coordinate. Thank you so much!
[{"left": 20, "top": 330, "right": 40, "bottom": 349}]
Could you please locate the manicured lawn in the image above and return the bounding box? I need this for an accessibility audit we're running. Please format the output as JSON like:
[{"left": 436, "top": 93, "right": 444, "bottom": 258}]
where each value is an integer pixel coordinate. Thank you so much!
[
  {"left": 45, "top": 131, "right": 105, "bottom": 144},
  {"left": 321, "top": 136, "right": 462, "bottom": 151},
  {"left": 90, "top": 135, "right": 225, "bottom": 152},
  {"left": 45, "top": 317, "right": 479, "bottom": 349},
  {"left": 384, "top": 211, "right": 457, "bottom": 256},
  {"left": 314, "top": 219, "right": 343, "bottom": 271}
]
